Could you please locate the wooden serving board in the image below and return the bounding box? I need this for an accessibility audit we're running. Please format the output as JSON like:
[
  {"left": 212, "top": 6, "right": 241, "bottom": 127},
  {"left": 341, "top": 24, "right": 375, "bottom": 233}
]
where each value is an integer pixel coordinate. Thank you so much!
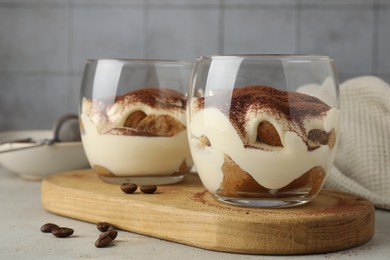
[{"left": 41, "top": 169, "right": 375, "bottom": 255}]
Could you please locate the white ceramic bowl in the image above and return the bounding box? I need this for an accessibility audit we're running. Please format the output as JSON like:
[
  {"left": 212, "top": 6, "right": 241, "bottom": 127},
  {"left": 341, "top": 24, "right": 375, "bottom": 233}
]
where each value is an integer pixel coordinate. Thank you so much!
[{"left": 0, "top": 130, "right": 89, "bottom": 180}]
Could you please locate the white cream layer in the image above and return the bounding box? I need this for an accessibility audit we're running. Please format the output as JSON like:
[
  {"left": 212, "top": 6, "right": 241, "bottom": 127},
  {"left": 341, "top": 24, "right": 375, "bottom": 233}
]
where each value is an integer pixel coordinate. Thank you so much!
[
  {"left": 81, "top": 113, "right": 192, "bottom": 177},
  {"left": 189, "top": 106, "right": 340, "bottom": 193}
]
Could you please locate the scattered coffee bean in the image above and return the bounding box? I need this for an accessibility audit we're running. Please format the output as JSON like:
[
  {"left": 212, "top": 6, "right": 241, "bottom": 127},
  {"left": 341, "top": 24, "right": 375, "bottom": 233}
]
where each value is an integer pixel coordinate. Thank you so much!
[
  {"left": 96, "top": 222, "right": 111, "bottom": 232},
  {"left": 95, "top": 233, "right": 113, "bottom": 248},
  {"left": 51, "top": 227, "right": 74, "bottom": 238},
  {"left": 103, "top": 229, "right": 117, "bottom": 240},
  {"left": 120, "top": 183, "right": 138, "bottom": 194},
  {"left": 140, "top": 185, "right": 157, "bottom": 194},
  {"left": 41, "top": 223, "right": 59, "bottom": 233}
]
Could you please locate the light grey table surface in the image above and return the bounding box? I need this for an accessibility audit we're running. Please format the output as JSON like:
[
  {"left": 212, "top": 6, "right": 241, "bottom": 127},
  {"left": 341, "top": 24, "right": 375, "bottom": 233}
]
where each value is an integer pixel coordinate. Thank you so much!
[{"left": 0, "top": 166, "right": 389, "bottom": 260}]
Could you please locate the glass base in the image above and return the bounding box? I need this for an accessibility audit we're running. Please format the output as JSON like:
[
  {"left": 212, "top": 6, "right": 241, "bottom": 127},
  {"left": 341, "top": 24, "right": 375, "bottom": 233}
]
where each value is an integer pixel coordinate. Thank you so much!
[
  {"left": 98, "top": 174, "right": 184, "bottom": 186},
  {"left": 213, "top": 194, "right": 313, "bottom": 208}
]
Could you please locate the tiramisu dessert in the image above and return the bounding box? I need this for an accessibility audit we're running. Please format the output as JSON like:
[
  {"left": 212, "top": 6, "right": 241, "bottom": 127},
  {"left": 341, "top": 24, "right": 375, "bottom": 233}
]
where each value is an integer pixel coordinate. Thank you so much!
[
  {"left": 189, "top": 85, "right": 340, "bottom": 198},
  {"left": 80, "top": 88, "right": 192, "bottom": 180}
]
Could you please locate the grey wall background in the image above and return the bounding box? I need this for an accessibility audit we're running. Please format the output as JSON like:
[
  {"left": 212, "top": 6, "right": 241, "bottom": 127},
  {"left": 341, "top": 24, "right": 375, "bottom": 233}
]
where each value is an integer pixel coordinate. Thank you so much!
[{"left": 1, "top": 0, "right": 390, "bottom": 131}]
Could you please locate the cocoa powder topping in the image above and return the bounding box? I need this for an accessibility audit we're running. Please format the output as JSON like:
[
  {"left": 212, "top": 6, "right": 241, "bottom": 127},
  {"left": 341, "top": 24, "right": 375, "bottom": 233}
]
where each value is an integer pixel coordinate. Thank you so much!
[
  {"left": 194, "top": 85, "right": 332, "bottom": 145},
  {"left": 115, "top": 88, "right": 186, "bottom": 109}
]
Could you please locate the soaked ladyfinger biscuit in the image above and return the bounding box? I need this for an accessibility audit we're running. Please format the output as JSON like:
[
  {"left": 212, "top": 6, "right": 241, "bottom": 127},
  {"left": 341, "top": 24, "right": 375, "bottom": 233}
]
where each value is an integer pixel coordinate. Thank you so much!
[
  {"left": 257, "top": 121, "right": 283, "bottom": 147},
  {"left": 279, "top": 166, "right": 325, "bottom": 196},
  {"left": 136, "top": 114, "right": 185, "bottom": 137},
  {"left": 218, "top": 155, "right": 268, "bottom": 197},
  {"left": 307, "top": 129, "right": 337, "bottom": 150},
  {"left": 218, "top": 155, "right": 325, "bottom": 198},
  {"left": 124, "top": 110, "right": 147, "bottom": 128},
  {"left": 197, "top": 135, "right": 211, "bottom": 149}
]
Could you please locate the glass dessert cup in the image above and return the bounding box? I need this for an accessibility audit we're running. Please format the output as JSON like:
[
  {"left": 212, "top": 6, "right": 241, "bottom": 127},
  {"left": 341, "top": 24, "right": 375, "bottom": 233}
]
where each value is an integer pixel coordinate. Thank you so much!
[
  {"left": 187, "top": 55, "right": 340, "bottom": 208},
  {"left": 79, "top": 59, "right": 193, "bottom": 185}
]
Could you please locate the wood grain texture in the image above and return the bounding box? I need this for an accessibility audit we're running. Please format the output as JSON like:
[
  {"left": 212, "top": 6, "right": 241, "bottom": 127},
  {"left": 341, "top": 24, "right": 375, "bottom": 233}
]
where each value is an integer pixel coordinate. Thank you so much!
[{"left": 41, "top": 170, "right": 375, "bottom": 255}]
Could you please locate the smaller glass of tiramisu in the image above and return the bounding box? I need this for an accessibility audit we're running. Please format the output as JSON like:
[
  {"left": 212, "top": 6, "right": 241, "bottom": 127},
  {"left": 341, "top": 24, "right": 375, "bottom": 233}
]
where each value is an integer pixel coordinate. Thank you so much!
[
  {"left": 187, "top": 55, "right": 340, "bottom": 208},
  {"left": 79, "top": 59, "right": 193, "bottom": 185}
]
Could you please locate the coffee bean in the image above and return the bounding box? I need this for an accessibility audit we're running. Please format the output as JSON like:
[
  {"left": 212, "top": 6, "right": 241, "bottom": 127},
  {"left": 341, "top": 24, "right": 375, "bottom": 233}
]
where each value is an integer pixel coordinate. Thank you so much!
[
  {"left": 51, "top": 227, "right": 74, "bottom": 238},
  {"left": 41, "top": 223, "right": 59, "bottom": 233},
  {"left": 97, "top": 222, "right": 110, "bottom": 232},
  {"left": 101, "top": 229, "right": 117, "bottom": 240},
  {"left": 140, "top": 185, "right": 157, "bottom": 194},
  {"left": 95, "top": 233, "right": 113, "bottom": 248},
  {"left": 120, "top": 183, "right": 138, "bottom": 194}
]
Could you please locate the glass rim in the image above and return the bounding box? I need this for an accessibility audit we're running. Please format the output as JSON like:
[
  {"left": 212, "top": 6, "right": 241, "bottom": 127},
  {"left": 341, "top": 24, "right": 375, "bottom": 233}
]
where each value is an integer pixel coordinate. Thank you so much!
[
  {"left": 86, "top": 58, "right": 194, "bottom": 66},
  {"left": 197, "top": 54, "right": 334, "bottom": 62}
]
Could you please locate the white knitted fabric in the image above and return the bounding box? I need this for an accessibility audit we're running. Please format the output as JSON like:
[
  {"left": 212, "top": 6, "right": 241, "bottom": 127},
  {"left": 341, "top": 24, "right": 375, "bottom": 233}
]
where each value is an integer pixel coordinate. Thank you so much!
[{"left": 325, "top": 76, "right": 390, "bottom": 210}]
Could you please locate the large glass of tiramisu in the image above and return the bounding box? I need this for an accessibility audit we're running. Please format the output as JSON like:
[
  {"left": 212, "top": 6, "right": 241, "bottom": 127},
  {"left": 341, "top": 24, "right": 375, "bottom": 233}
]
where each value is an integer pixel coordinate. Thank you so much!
[
  {"left": 187, "top": 55, "right": 340, "bottom": 208},
  {"left": 79, "top": 59, "right": 193, "bottom": 185}
]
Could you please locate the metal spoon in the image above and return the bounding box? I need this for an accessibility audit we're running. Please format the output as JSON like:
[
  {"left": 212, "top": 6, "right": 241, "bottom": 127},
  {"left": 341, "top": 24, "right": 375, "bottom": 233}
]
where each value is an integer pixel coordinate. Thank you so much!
[{"left": 0, "top": 114, "right": 80, "bottom": 154}]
